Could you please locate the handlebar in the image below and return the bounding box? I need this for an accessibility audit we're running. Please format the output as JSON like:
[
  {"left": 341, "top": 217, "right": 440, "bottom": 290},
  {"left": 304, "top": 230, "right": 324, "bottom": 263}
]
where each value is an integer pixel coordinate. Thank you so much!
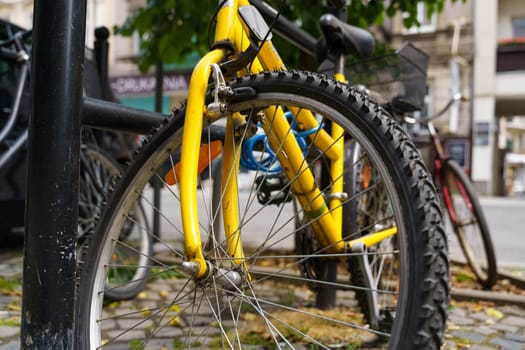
[
  {"left": 0, "top": 30, "right": 32, "bottom": 62},
  {"left": 325, "top": 0, "right": 349, "bottom": 11},
  {"left": 404, "top": 93, "right": 466, "bottom": 125},
  {"left": 0, "top": 29, "right": 32, "bottom": 48},
  {"left": 249, "top": 0, "right": 318, "bottom": 58}
]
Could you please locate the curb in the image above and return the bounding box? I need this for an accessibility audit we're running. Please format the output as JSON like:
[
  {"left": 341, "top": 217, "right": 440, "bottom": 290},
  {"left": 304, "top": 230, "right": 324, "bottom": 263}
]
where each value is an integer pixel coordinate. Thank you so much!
[
  {"left": 451, "top": 288, "right": 525, "bottom": 307},
  {"left": 498, "top": 269, "right": 525, "bottom": 289}
]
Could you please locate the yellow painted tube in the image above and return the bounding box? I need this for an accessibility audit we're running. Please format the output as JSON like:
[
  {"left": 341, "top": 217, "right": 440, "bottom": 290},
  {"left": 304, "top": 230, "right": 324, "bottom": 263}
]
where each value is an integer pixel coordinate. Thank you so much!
[
  {"left": 214, "top": 0, "right": 237, "bottom": 43},
  {"left": 221, "top": 113, "right": 246, "bottom": 265},
  {"left": 262, "top": 106, "right": 344, "bottom": 252},
  {"left": 288, "top": 108, "right": 340, "bottom": 161},
  {"left": 334, "top": 72, "right": 346, "bottom": 83},
  {"left": 256, "top": 39, "right": 285, "bottom": 71},
  {"left": 180, "top": 49, "right": 225, "bottom": 277},
  {"left": 329, "top": 122, "right": 345, "bottom": 231},
  {"left": 347, "top": 227, "right": 398, "bottom": 250}
]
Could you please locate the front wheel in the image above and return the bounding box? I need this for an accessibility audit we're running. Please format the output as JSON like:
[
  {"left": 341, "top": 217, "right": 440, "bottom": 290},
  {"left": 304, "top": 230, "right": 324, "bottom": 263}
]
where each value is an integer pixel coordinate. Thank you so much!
[
  {"left": 76, "top": 71, "right": 448, "bottom": 349},
  {"left": 440, "top": 158, "right": 497, "bottom": 289}
]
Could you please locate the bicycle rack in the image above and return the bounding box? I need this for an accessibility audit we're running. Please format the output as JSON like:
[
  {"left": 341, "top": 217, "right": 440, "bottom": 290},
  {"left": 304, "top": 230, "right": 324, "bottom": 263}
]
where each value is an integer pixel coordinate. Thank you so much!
[{"left": 22, "top": 1, "right": 164, "bottom": 348}]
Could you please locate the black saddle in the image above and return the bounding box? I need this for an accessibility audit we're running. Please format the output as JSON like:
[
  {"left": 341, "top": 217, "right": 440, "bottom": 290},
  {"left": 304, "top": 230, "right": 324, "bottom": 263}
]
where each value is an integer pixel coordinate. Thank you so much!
[{"left": 317, "top": 13, "right": 374, "bottom": 61}]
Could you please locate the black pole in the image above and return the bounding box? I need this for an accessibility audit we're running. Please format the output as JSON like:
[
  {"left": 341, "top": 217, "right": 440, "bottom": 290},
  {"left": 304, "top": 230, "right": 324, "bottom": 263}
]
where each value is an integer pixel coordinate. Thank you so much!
[
  {"left": 94, "top": 26, "right": 110, "bottom": 100},
  {"left": 22, "top": 0, "right": 86, "bottom": 348},
  {"left": 155, "top": 61, "right": 164, "bottom": 114},
  {"left": 152, "top": 61, "right": 164, "bottom": 240}
]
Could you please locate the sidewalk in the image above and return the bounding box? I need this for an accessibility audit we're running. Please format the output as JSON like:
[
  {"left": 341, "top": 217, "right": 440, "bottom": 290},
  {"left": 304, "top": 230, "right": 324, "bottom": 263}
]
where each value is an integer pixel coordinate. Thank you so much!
[{"left": 1, "top": 249, "right": 525, "bottom": 349}]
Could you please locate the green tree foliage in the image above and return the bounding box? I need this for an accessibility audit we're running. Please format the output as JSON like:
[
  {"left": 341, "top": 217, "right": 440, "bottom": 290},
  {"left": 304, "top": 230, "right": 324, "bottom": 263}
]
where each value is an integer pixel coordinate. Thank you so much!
[
  {"left": 116, "top": 0, "right": 459, "bottom": 72},
  {"left": 115, "top": 0, "right": 215, "bottom": 72}
]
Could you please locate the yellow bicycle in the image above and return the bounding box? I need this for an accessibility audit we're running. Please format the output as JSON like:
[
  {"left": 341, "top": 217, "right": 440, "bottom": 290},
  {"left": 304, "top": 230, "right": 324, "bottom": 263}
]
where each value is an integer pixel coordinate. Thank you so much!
[{"left": 76, "top": 1, "right": 448, "bottom": 348}]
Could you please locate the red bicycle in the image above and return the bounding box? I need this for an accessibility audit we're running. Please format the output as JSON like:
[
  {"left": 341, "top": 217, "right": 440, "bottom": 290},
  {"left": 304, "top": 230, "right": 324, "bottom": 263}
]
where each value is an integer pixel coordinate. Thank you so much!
[
  {"left": 355, "top": 40, "right": 498, "bottom": 289},
  {"left": 403, "top": 94, "right": 498, "bottom": 289}
]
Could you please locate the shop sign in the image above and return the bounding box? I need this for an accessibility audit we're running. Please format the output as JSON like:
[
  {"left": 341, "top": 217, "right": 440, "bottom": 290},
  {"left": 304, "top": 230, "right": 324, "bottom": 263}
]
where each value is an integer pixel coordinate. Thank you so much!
[{"left": 110, "top": 72, "right": 190, "bottom": 95}]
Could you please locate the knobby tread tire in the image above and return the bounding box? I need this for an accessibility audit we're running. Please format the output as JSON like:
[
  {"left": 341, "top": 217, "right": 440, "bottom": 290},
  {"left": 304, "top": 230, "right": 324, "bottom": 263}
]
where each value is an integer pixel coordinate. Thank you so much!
[{"left": 243, "top": 71, "right": 450, "bottom": 349}]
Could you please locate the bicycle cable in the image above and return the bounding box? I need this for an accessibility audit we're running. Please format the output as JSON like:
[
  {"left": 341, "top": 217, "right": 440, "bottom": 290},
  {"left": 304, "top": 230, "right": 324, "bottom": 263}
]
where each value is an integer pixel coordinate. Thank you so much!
[
  {"left": 207, "top": 0, "right": 230, "bottom": 49},
  {"left": 239, "top": 111, "right": 323, "bottom": 172},
  {"left": 206, "top": 0, "right": 287, "bottom": 72}
]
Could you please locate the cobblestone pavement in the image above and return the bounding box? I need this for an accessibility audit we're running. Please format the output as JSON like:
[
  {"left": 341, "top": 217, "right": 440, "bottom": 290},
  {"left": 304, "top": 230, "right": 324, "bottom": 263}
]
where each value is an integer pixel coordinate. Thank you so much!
[{"left": 1, "top": 250, "right": 525, "bottom": 349}]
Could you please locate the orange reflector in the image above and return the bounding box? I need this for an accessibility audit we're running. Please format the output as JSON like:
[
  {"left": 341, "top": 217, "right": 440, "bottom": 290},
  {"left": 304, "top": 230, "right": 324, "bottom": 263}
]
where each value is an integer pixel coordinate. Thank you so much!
[
  {"left": 164, "top": 140, "right": 223, "bottom": 185},
  {"left": 361, "top": 165, "right": 372, "bottom": 189}
]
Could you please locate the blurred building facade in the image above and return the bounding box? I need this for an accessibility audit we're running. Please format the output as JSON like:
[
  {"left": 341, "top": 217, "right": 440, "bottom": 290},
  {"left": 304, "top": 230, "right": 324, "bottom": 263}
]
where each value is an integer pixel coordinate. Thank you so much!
[
  {"left": 385, "top": 0, "right": 525, "bottom": 196},
  {"left": 1, "top": 0, "right": 525, "bottom": 195},
  {"left": 488, "top": 0, "right": 525, "bottom": 197},
  {"left": 388, "top": 0, "right": 475, "bottom": 186},
  {"left": 0, "top": 0, "right": 32, "bottom": 29}
]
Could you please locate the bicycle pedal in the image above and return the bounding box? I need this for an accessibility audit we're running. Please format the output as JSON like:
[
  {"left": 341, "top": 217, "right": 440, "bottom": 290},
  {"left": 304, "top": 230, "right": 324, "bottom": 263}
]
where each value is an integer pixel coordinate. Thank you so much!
[{"left": 255, "top": 174, "right": 292, "bottom": 205}]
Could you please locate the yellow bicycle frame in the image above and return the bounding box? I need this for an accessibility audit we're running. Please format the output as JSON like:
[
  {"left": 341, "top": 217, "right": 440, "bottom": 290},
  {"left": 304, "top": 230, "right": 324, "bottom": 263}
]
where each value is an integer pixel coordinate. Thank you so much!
[{"left": 179, "top": 0, "right": 396, "bottom": 277}]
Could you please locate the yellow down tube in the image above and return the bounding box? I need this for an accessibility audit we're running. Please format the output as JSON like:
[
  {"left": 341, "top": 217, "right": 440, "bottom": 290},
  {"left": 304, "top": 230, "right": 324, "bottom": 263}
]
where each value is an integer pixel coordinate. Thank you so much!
[
  {"left": 330, "top": 72, "right": 347, "bottom": 237},
  {"left": 261, "top": 106, "right": 345, "bottom": 252}
]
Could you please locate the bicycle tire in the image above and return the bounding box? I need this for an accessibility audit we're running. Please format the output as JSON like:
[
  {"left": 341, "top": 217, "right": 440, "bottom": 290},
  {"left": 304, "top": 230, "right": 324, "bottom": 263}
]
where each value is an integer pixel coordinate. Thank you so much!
[
  {"left": 76, "top": 71, "right": 448, "bottom": 349},
  {"left": 440, "top": 158, "right": 497, "bottom": 289},
  {"left": 78, "top": 143, "right": 151, "bottom": 300}
]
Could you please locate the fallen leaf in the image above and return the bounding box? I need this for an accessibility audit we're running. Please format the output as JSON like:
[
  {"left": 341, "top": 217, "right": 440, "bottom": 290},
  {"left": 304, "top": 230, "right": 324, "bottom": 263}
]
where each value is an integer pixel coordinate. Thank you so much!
[
  {"left": 169, "top": 316, "right": 182, "bottom": 327},
  {"left": 485, "top": 307, "right": 504, "bottom": 319},
  {"left": 243, "top": 313, "right": 257, "bottom": 321},
  {"left": 141, "top": 309, "right": 152, "bottom": 317}
]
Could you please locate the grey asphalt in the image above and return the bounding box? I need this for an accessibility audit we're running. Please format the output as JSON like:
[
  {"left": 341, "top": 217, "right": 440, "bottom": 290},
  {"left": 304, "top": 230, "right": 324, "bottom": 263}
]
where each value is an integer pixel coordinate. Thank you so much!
[{"left": 480, "top": 196, "right": 525, "bottom": 269}]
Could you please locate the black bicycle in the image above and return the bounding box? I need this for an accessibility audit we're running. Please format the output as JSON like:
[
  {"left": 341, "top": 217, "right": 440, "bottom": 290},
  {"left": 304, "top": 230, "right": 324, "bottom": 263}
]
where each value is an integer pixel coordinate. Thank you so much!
[{"left": 0, "top": 21, "right": 150, "bottom": 300}]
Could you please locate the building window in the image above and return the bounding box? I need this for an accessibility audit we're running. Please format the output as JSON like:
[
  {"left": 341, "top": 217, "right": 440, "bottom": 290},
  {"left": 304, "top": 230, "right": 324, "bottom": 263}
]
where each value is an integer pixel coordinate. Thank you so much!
[
  {"left": 132, "top": 32, "right": 142, "bottom": 56},
  {"left": 404, "top": 2, "right": 437, "bottom": 34},
  {"left": 447, "top": 139, "right": 470, "bottom": 168},
  {"left": 475, "top": 122, "right": 490, "bottom": 146},
  {"left": 512, "top": 18, "right": 525, "bottom": 38}
]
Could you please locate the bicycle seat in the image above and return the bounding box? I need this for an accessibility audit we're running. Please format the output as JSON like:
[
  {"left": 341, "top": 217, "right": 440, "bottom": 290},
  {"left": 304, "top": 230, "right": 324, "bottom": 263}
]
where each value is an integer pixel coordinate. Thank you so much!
[
  {"left": 387, "top": 96, "right": 422, "bottom": 117},
  {"left": 317, "top": 14, "right": 374, "bottom": 61}
]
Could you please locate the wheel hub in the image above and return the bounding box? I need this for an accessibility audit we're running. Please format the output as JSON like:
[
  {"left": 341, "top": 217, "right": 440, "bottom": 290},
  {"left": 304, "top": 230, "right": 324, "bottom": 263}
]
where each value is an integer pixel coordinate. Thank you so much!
[{"left": 181, "top": 260, "right": 244, "bottom": 290}]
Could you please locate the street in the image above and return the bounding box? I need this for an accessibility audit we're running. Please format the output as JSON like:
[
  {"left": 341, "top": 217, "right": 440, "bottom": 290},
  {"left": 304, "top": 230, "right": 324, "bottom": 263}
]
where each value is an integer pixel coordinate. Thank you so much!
[{"left": 480, "top": 196, "right": 525, "bottom": 270}]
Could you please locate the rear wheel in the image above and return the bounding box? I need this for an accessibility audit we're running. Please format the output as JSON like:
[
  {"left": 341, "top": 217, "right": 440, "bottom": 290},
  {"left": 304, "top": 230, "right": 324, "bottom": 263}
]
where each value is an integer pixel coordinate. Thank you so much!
[
  {"left": 78, "top": 144, "right": 120, "bottom": 239},
  {"left": 78, "top": 143, "right": 151, "bottom": 300},
  {"left": 440, "top": 158, "right": 497, "bottom": 289},
  {"left": 76, "top": 71, "right": 448, "bottom": 349}
]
